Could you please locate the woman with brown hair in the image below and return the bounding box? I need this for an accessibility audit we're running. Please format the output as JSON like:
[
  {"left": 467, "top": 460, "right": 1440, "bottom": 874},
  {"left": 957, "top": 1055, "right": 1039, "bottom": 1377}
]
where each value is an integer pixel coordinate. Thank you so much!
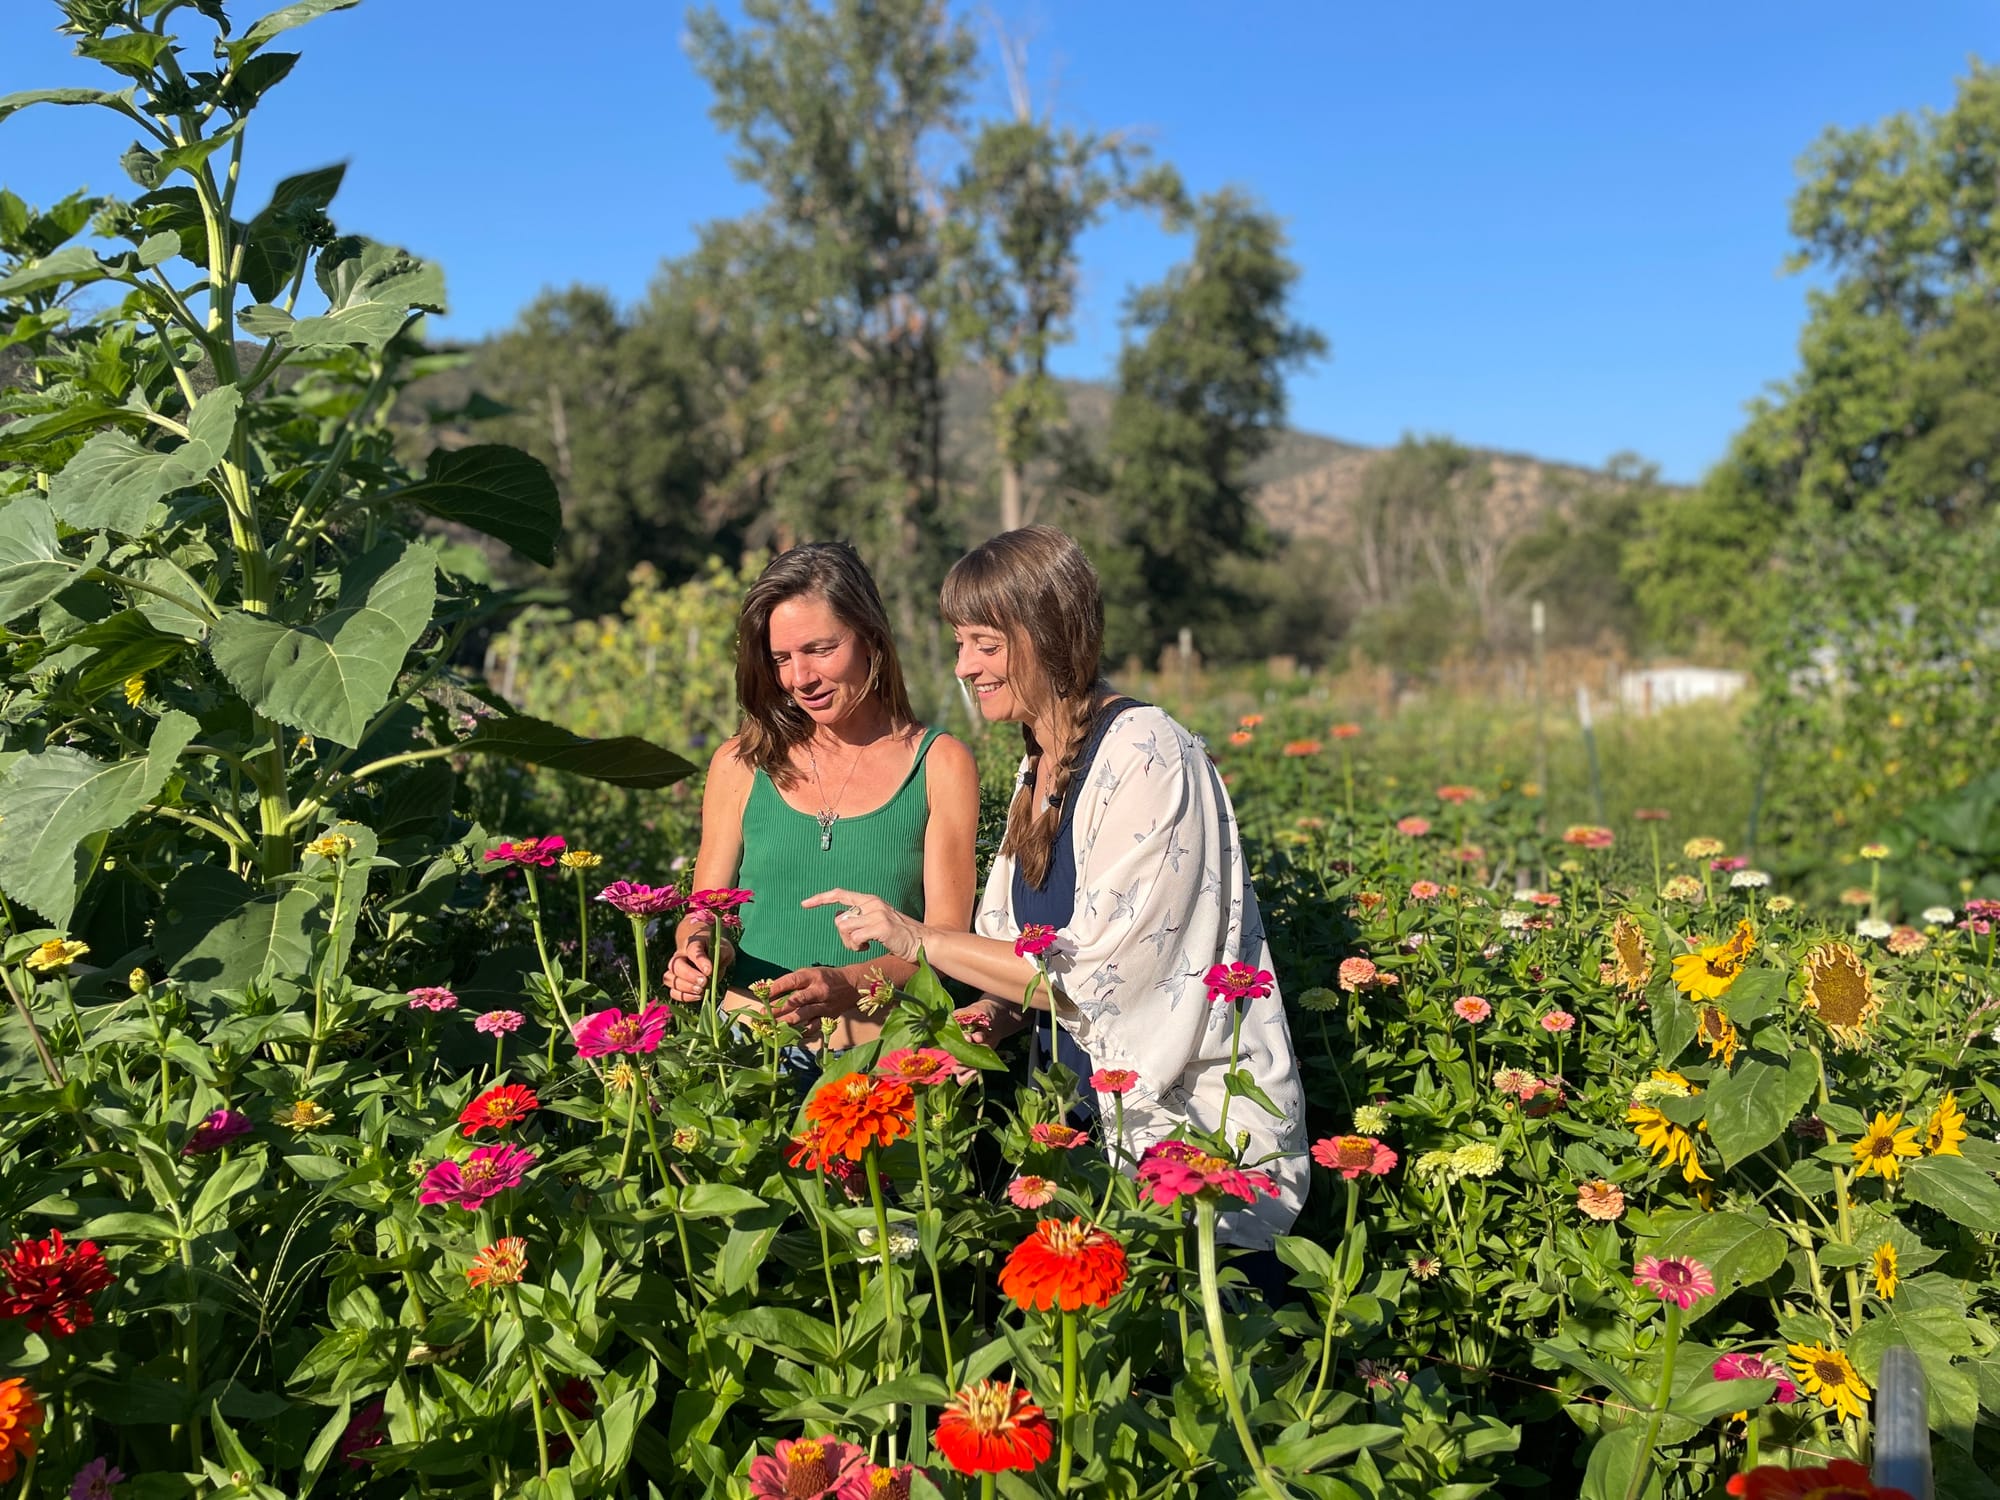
[
  {"left": 664, "top": 542, "right": 978, "bottom": 1049},
  {"left": 809, "top": 527, "right": 1308, "bottom": 1251}
]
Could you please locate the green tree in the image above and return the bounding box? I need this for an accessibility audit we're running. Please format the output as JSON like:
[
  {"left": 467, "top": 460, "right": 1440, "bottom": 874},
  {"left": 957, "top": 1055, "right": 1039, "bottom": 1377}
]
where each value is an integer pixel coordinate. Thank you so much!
[{"left": 1101, "top": 190, "right": 1324, "bottom": 662}]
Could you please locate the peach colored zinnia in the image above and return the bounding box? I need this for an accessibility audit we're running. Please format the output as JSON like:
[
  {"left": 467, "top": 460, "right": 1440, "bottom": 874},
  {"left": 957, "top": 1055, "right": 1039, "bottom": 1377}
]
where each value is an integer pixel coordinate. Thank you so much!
[
  {"left": 1453, "top": 996, "right": 1491, "bottom": 1023},
  {"left": 1576, "top": 1180, "right": 1625, "bottom": 1220}
]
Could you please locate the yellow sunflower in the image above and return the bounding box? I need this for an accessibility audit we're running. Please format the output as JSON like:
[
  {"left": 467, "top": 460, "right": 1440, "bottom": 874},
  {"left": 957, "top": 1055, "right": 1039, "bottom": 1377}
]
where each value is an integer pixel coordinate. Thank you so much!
[
  {"left": 1800, "top": 941, "right": 1879, "bottom": 1045},
  {"left": 1923, "top": 1090, "right": 1967, "bottom": 1157},
  {"left": 1609, "top": 913, "right": 1654, "bottom": 994},
  {"left": 1850, "top": 1110, "right": 1921, "bottom": 1182},
  {"left": 1670, "top": 920, "right": 1754, "bottom": 1001},
  {"left": 1626, "top": 1071, "right": 1710, "bottom": 1184},
  {"left": 25, "top": 938, "right": 90, "bottom": 972},
  {"left": 1870, "top": 1241, "right": 1898, "bottom": 1301},
  {"left": 1697, "top": 1005, "right": 1739, "bottom": 1068},
  {"left": 1787, "top": 1341, "right": 1870, "bottom": 1421}
]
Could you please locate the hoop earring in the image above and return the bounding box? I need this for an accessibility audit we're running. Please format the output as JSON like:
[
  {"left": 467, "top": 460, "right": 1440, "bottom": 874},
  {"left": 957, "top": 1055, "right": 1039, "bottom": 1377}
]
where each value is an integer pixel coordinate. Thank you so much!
[{"left": 864, "top": 653, "right": 881, "bottom": 696}]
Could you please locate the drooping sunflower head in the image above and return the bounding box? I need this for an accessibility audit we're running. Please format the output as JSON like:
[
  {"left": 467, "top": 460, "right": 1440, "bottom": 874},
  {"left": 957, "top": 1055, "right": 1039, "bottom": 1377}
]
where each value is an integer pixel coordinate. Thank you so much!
[
  {"left": 1697, "top": 1005, "right": 1739, "bottom": 1067},
  {"left": 1924, "top": 1090, "right": 1968, "bottom": 1157},
  {"left": 1800, "top": 941, "right": 1879, "bottom": 1044},
  {"left": 1870, "top": 1241, "right": 1899, "bottom": 1301},
  {"left": 1609, "top": 913, "right": 1653, "bottom": 994}
]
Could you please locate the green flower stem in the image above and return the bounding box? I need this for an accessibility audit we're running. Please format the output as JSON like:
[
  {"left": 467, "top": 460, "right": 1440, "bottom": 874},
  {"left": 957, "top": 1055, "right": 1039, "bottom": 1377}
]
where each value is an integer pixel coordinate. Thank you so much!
[
  {"left": 1172, "top": 1222, "right": 1191, "bottom": 1366},
  {"left": 388, "top": 1220, "right": 429, "bottom": 1332},
  {"left": 1811, "top": 1044, "right": 1866, "bottom": 1331},
  {"left": 491, "top": 1032, "right": 505, "bottom": 1084},
  {"left": 507, "top": 1284, "right": 552, "bottom": 1481},
  {"left": 1624, "top": 1303, "right": 1683, "bottom": 1500},
  {"left": 1194, "top": 1199, "right": 1286, "bottom": 1500},
  {"left": 911, "top": 1090, "right": 958, "bottom": 1381},
  {"left": 302, "top": 859, "right": 347, "bottom": 1090},
  {"left": 1342, "top": 1176, "right": 1360, "bottom": 1241},
  {"left": 574, "top": 868, "right": 591, "bottom": 986},
  {"left": 781, "top": 1170, "right": 846, "bottom": 1348},
  {"left": 913, "top": 1089, "right": 936, "bottom": 1213},
  {"left": 1218, "top": 1001, "right": 1244, "bottom": 1141},
  {"left": 1647, "top": 825, "right": 1663, "bottom": 894},
  {"left": 865, "top": 1147, "right": 899, "bottom": 1327},
  {"left": 627, "top": 914, "right": 649, "bottom": 1009},
  {"left": 981, "top": 1475, "right": 997, "bottom": 1500},
  {"left": 615, "top": 1078, "right": 641, "bottom": 1186},
  {"left": 523, "top": 869, "right": 588, "bottom": 1073},
  {"left": 1058, "top": 1308, "right": 1079, "bottom": 1493}
]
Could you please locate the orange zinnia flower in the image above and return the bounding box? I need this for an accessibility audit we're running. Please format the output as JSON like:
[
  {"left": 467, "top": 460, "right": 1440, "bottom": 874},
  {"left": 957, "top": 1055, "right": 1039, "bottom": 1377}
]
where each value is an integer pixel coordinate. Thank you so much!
[
  {"left": 1282, "top": 739, "right": 1323, "bottom": 757},
  {"left": 0, "top": 1378, "right": 41, "bottom": 1484},
  {"left": 933, "top": 1381, "right": 1054, "bottom": 1475},
  {"left": 466, "top": 1236, "right": 528, "bottom": 1288},
  {"left": 458, "top": 1082, "right": 539, "bottom": 1138},
  {"left": 804, "top": 1073, "right": 914, "bottom": 1159},
  {"left": 998, "top": 1218, "right": 1129, "bottom": 1312}
]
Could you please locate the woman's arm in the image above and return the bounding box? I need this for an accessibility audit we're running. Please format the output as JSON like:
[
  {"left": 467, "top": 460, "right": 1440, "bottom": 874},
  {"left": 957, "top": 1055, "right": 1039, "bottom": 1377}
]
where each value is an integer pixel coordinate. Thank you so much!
[
  {"left": 802, "top": 894, "right": 1049, "bottom": 1006},
  {"left": 764, "top": 733, "right": 983, "bottom": 1025},
  {"left": 664, "top": 740, "right": 752, "bottom": 1006}
]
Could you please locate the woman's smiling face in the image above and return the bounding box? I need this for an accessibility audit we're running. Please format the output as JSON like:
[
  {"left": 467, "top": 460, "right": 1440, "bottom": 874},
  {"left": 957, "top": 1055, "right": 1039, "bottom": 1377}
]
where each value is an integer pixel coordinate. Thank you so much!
[
  {"left": 768, "top": 594, "right": 873, "bottom": 725},
  {"left": 953, "top": 622, "right": 1041, "bottom": 725}
]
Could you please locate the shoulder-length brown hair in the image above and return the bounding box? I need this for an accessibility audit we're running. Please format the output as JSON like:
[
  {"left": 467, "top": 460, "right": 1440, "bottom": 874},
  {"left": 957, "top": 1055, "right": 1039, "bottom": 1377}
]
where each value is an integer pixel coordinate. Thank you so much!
[
  {"left": 939, "top": 526, "right": 1112, "bottom": 889},
  {"left": 734, "top": 543, "right": 915, "bottom": 788}
]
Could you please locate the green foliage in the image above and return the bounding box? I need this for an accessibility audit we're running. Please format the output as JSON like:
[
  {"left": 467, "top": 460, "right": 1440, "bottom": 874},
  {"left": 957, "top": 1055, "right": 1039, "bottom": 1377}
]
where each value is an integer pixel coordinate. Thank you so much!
[{"left": 1103, "top": 190, "right": 1326, "bottom": 660}]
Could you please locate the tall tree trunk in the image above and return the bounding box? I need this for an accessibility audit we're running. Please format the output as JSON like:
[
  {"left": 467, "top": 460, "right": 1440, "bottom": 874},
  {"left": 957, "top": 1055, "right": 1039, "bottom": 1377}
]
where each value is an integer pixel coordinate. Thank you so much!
[{"left": 1000, "top": 461, "right": 1024, "bottom": 533}]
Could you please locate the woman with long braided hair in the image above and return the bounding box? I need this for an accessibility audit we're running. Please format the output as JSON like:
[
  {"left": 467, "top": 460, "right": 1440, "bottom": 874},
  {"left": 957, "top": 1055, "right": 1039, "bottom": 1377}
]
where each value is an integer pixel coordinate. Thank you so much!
[{"left": 809, "top": 527, "right": 1308, "bottom": 1254}]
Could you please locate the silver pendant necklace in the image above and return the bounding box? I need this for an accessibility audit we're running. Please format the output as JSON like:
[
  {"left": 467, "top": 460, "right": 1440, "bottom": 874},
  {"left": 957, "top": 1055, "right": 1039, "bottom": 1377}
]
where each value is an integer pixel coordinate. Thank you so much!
[{"left": 806, "top": 740, "right": 863, "bottom": 851}]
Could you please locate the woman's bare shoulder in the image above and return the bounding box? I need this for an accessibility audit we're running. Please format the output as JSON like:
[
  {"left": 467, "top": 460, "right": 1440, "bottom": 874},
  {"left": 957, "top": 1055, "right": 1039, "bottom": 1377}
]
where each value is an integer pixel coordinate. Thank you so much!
[
  {"left": 705, "top": 736, "right": 756, "bottom": 793},
  {"left": 923, "top": 732, "right": 979, "bottom": 804}
]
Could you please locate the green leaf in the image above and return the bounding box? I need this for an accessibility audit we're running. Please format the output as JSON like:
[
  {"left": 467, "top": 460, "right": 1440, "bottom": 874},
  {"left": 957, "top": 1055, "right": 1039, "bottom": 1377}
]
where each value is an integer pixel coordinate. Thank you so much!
[
  {"left": 677, "top": 1183, "right": 767, "bottom": 1219},
  {"left": 136, "top": 230, "right": 181, "bottom": 267},
  {"left": 153, "top": 865, "right": 319, "bottom": 1004},
  {"left": 0, "top": 710, "right": 197, "bottom": 926},
  {"left": 1263, "top": 1424, "right": 1400, "bottom": 1470},
  {"left": 49, "top": 385, "right": 241, "bottom": 535},
  {"left": 188, "top": 1151, "right": 266, "bottom": 1231},
  {"left": 714, "top": 1306, "right": 843, "bottom": 1363},
  {"left": 208, "top": 541, "right": 436, "bottom": 746},
  {"left": 455, "top": 714, "right": 696, "bottom": 790},
  {"left": 209, "top": 1401, "right": 264, "bottom": 1482},
  {"left": 1651, "top": 985, "right": 1696, "bottom": 1067},
  {"left": 284, "top": 238, "right": 443, "bottom": 351},
  {"left": 1902, "top": 1154, "right": 2000, "bottom": 1232},
  {"left": 242, "top": 0, "right": 362, "bottom": 47},
  {"left": 0, "top": 244, "right": 118, "bottom": 297},
  {"left": 0, "top": 89, "right": 117, "bottom": 125},
  {"left": 239, "top": 164, "right": 345, "bottom": 302},
  {"left": 0, "top": 403, "right": 147, "bottom": 462},
  {"left": 1223, "top": 1066, "right": 1283, "bottom": 1119},
  {"left": 1720, "top": 966, "right": 1786, "bottom": 1025},
  {"left": 1666, "top": 1377, "right": 1775, "bottom": 1422},
  {"left": 1581, "top": 1426, "right": 1659, "bottom": 1500},
  {"left": 77, "top": 34, "right": 174, "bottom": 74},
  {"left": 386, "top": 444, "right": 562, "bottom": 566},
  {"left": 69, "top": 610, "right": 190, "bottom": 699},
  {"left": 0, "top": 497, "right": 106, "bottom": 624},
  {"left": 1648, "top": 1207, "right": 1788, "bottom": 1310},
  {"left": 1704, "top": 1047, "right": 1818, "bottom": 1168}
]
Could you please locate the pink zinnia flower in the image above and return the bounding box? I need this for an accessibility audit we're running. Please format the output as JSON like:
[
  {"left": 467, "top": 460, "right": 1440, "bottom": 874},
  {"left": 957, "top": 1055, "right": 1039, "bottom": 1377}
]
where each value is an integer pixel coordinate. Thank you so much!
[
  {"left": 483, "top": 836, "right": 566, "bottom": 870},
  {"left": 1528, "top": 892, "right": 1562, "bottom": 908},
  {"left": 407, "top": 987, "right": 458, "bottom": 1012},
  {"left": 1633, "top": 808, "right": 1670, "bottom": 822},
  {"left": 1453, "top": 996, "right": 1492, "bottom": 1024},
  {"left": 1135, "top": 1139, "right": 1279, "bottom": 1207},
  {"left": 689, "top": 887, "right": 754, "bottom": 915},
  {"left": 182, "top": 1108, "right": 252, "bottom": 1156},
  {"left": 474, "top": 1009, "right": 526, "bottom": 1035},
  {"left": 879, "top": 1047, "right": 973, "bottom": 1087},
  {"left": 1436, "top": 785, "right": 1477, "bottom": 805},
  {"left": 1408, "top": 880, "right": 1442, "bottom": 901},
  {"left": 1007, "top": 1175, "right": 1059, "bottom": 1209},
  {"left": 1562, "top": 825, "right": 1615, "bottom": 849},
  {"left": 1632, "top": 1254, "right": 1716, "bottom": 1310},
  {"left": 69, "top": 1457, "right": 126, "bottom": 1500},
  {"left": 1491, "top": 1067, "right": 1538, "bottom": 1099},
  {"left": 1014, "top": 924, "right": 1060, "bottom": 958},
  {"left": 1711, "top": 1352, "right": 1798, "bottom": 1404},
  {"left": 419, "top": 1143, "right": 537, "bottom": 1211},
  {"left": 572, "top": 1004, "right": 672, "bottom": 1057},
  {"left": 1311, "top": 1134, "right": 1398, "bottom": 1179},
  {"left": 1030, "top": 1122, "right": 1089, "bottom": 1151},
  {"left": 338, "top": 1398, "right": 388, "bottom": 1470},
  {"left": 1394, "top": 816, "right": 1432, "bottom": 837},
  {"left": 1540, "top": 1009, "right": 1575, "bottom": 1034},
  {"left": 1453, "top": 844, "right": 1486, "bottom": 864},
  {"left": 747, "top": 1435, "right": 870, "bottom": 1500},
  {"left": 1089, "top": 1068, "right": 1138, "bottom": 1094},
  {"left": 595, "top": 881, "right": 684, "bottom": 916},
  {"left": 1336, "top": 956, "right": 1378, "bottom": 993},
  {"left": 1204, "top": 962, "right": 1274, "bottom": 1005}
]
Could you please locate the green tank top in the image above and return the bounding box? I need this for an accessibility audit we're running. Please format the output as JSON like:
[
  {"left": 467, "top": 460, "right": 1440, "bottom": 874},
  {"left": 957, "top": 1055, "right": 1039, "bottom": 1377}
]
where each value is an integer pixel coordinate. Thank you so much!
[{"left": 733, "top": 729, "right": 941, "bottom": 984}]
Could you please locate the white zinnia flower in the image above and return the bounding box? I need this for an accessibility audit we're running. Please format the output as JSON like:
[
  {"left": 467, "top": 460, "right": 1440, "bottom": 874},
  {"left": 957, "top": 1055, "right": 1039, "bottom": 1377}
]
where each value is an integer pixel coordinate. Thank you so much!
[
  {"left": 1923, "top": 906, "right": 1955, "bottom": 925},
  {"left": 1730, "top": 869, "right": 1770, "bottom": 889},
  {"left": 1855, "top": 919, "right": 1892, "bottom": 940},
  {"left": 856, "top": 1226, "right": 920, "bottom": 1265}
]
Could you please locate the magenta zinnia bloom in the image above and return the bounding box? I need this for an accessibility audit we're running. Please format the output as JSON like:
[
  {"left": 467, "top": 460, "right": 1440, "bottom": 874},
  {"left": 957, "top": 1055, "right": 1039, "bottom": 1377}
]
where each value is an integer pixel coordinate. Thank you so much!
[
  {"left": 483, "top": 835, "right": 566, "bottom": 870},
  {"left": 1633, "top": 1254, "right": 1715, "bottom": 1310},
  {"left": 1712, "top": 1352, "right": 1798, "bottom": 1403},
  {"left": 878, "top": 1047, "right": 972, "bottom": 1087},
  {"left": 182, "top": 1108, "right": 253, "bottom": 1156},
  {"left": 407, "top": 986, "right": 458, "bottom": 1012},
  {"left": 689, "top": 887, "right": 754, "bottom": 914},
  {"left": 1204, "top": 961, "right": 1274, "bottom": 1005},
  {"left": 571, "top": 1004, "right": 672, "bottom": 1057},
  {"left": 69, "top": 1456, "right": 125, "bottom": 1500},
  {"left": 1007, "top": 1175, "right": 1059, "bottom": 1209},
  {"left": 596, "top": 880, "right": 685, "bottom": 916},
  {"left": 474, "top": 1009, "right": 526, "bottom": 1035},
  {"left": 419, "top": 1143, "right": 537, "bottom": 1211},
  {"left": 1453, "top": 996, "right": 1492, "bottom": 1024},
  {"left": 747, "top": 1435, "right": 870, "bottom": 1500},
  {"left": 1014, "top": 923, "right": 1060, "bottom": 958},
  {"left": 1090, "top": 1067, "right": 1138, "bottom": 1093},
  {"left": 1135, "top": 1139, "right": 1279, "bottom": 1207}
]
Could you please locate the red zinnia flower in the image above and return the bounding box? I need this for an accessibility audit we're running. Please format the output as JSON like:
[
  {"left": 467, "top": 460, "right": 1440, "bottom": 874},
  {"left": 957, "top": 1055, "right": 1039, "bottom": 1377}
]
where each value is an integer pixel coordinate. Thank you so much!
[
  {"left": 458, "top": 1082, "right": 539, "bottom": 1138},
  {"left": 1135, "top": 1140, "right": 1280, "bottom": 1207},
  {"left": 1336, "top": 956, "right": 1378, "bottom": 993},
  {"left": 998, "top": 1218, "right": 1129, "bottom": 1312},
  {"left": 689, "top": 887, "right": 754, "bottom": 915},
  {"left": 1311, "top": 1134, "right": 1398, "bottom": 1179},
  {"left": 483, "top": 835, "right": 566, "bottom": 870},
  {"left": 182, "top": 1107, "right": 252, "bottom": 1156},
  {"left": 1632, "top": 1254, "right": 1716, "bottom": 1310},
  {"left": 466, "top": 1237, "right": 529, "bottom": 1288},
  {"left": 1014, "top": 924, "right": 1060, "bottom": 958},
  {"left": 862, "top": 1464, "right": 917, "bottom": 1499},
  {"left": 0, "top": 1229, "right": 113, "bottom": 1336},
  {"left": 1330, "top": 722, "right": 1362, "bottom": 740},
  {"left": 933, "top": 1381, "right": 1054, "bottom": 1475},
  {"left": 1089, "top": 1068, "right": 1138, "bottom": 1093},
  {"left": 338, "top": 1398, "right": 388, "bottom": 1471},
  {"left": 1203, "top": 962, "right": 1274, "bottom": 1005},
  {"left": 804, "top": 1073, "right": 914, "bottom": 1159},
  {"left": 1281, "top": 739, "right": 1322, "bottom": 757},
  {"left": 1725, "top": 1460, "right": 1911, "bottom": 1500},
  {"left": 1436, "top": 784, "right": 1477, "bottom": 804},
  {"left": 1007, "top": 1175, "right": 1059, "bottom": 1209},
  {"left": 1395, "top": 816, "right": 1431, "bottom": 837},
  {"left": 1453, "top": 996, "right": 1492, "bottom": 1024}
]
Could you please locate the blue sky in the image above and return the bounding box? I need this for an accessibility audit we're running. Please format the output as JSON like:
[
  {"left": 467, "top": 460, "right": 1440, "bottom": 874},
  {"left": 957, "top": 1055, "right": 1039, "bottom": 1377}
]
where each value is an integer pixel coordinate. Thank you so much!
[{"left": 3, "top": 2, "right": 1995, "bottom": 482}]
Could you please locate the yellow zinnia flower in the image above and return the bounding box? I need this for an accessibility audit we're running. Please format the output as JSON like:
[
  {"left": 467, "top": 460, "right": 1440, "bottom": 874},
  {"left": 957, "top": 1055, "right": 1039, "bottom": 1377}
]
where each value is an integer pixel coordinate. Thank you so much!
[
  {"left": 274, "top": 1100, "right": 334, "bottom": 1131},
  {"left": 123, "top": 673, "right": 147, "bottom": 706},
  {"left": 303, "top": 832, "right": 354, "bottom": 860},
  {"left": 1923, "top": 1091, "right": 1967, "bottom": 1157},
  {"left": 1851, "top": 1110, "right": 1921, "bottom": 1181},
  {"left": 1787, "top": 1341, "right": 1870, "bottom": 1421},
  {"left": 25, "top": 938, "right": 89, "bottom": 972},
  {"left": 1670, "top": 920, "right": 1754, "bottom": 1001},
  {"left": 1870, "top": 1241, "right": 1898, "bottom": 1300},
  {"left": 559, "top": 850, "right": 603, "bottom": 870}
]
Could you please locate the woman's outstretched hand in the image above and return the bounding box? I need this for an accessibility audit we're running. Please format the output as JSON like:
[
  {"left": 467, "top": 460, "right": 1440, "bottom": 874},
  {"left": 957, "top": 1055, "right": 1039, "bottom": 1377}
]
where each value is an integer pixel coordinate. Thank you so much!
[
  {"left": 665, "top": 914, "right": 729, "bottom": 1005},
  {"left": 802, "top": 889, "right": 923, "bottom": 963},
  {"left": 763, "top": 965, "right": 859, "bottom": 1027}
]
